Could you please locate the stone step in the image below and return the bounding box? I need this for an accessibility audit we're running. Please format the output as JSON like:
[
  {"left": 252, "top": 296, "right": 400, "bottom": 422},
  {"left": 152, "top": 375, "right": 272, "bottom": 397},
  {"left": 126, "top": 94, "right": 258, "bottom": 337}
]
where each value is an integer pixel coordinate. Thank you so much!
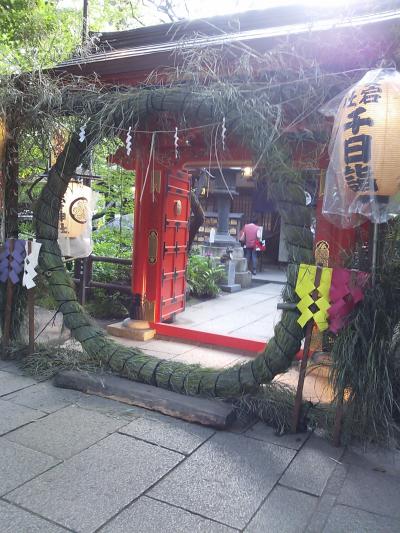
[{"left": 235, "top": 271, "right": 252, "bottom": 288}]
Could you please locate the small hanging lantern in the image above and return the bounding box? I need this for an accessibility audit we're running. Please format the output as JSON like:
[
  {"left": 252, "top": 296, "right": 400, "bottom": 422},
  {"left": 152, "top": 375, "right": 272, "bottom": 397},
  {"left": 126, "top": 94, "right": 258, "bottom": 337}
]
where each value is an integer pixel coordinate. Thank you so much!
[
  {"left": 323, "top": 69, "right": 400, "bottom": 227},
  {"left": 58, "top": 182, "right": 93, "bottom": 258}
]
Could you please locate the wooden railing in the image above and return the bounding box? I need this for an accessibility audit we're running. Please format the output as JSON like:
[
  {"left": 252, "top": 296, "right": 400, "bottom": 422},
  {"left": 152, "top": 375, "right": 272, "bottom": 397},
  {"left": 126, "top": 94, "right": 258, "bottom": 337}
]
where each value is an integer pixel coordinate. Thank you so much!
[{"left": 73, "top": 255, "right": 132, "bottom": 305}]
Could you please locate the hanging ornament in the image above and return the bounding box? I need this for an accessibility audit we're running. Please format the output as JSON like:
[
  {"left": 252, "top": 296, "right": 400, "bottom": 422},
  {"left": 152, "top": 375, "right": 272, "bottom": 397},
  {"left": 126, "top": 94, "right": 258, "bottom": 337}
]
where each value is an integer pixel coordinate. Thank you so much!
[
  {"left": 174, "top": 126, "right": 179, "bottom": 159},
  {"left": 126, "top": 126, "right": 132, "bottom": 156},
  {"left": 295, "top": 264, "right": 332, "bottom": 331},
  {"left": 221, "top": 116, "right": 226, "bottom": 151},
  {"left": 0, "top": 239, "right": 26, "bottom": 285},
  {"left": 23, "top": 240, "right": 42, "bottom": 290},
  {"left": 79, "top": 123, "right": 87, "bottom": 143},
  {"left": 328, "top": 268, "right": 369, "bottom": 333}
]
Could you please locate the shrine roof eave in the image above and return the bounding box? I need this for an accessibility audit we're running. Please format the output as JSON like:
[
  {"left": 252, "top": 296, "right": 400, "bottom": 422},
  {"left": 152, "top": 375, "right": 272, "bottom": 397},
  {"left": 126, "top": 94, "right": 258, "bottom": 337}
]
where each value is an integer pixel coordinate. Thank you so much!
[{"left": 53, "top": 4, "right": 400, "bottom": 82}]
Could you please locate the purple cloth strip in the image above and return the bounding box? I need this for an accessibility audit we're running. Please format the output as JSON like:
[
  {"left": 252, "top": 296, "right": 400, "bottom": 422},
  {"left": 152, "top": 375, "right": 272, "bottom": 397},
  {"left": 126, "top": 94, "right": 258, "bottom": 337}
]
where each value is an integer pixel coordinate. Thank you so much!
[
  {"left": 0, "top": 239, "right": 26, "bottom": 284},
  {"left": 328, "top": 268, "right": 369, "bottom": 333}
]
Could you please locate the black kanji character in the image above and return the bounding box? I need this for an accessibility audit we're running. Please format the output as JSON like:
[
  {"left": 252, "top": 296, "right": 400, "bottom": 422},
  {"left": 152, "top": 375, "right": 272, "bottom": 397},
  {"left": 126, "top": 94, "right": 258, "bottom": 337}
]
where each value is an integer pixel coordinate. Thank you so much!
[
  {"left": 345, "top": 107, "right": 372, "bottom": 135},
  {"left": 359, "top": 84, "right": 382, "bottom": 105},
  {"left": 344, "top": 134, "right": 371, "bottom": 165},
  {"left": 345, "top": 164, "right": 370, "bottom": 192},
  {"left": 346, "top": 90, "right": 357, "bottom": 107}
]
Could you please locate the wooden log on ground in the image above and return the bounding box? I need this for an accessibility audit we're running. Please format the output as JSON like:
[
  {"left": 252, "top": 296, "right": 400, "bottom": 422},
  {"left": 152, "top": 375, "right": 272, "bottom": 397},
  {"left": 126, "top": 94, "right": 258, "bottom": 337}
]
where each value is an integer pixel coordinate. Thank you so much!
[{"left": 54, "top": 370, "right": 236, "bottom": 429}]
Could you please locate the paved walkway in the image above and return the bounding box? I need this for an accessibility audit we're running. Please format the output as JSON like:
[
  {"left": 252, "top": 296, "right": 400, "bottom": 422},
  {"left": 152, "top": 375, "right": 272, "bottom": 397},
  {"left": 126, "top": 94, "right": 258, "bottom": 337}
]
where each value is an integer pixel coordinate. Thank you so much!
[
  {"left": 0, "top": 360, "right": 399, "bottom": 533},
  {"left": 175, "top": 282, "right": 283, "bottom": 342}
]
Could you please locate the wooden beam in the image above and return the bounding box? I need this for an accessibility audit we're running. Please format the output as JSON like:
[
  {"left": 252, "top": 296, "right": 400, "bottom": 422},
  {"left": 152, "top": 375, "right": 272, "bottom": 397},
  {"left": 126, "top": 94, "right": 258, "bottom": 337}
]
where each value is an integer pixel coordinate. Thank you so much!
[{"left": 54, "top": 370, "right": 236, "bottom": 429}]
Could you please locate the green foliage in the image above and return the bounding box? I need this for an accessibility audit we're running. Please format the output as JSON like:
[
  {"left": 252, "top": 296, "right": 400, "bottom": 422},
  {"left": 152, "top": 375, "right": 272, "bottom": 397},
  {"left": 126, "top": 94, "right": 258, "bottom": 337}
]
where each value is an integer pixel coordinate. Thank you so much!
[
  {"left": 85, "top": 226, "right": 133, "bottom": 319},
  {"left": 0, "top": 0, "right": 141, "bottom": 73},
  {"left": 186, "top": 254, "right": 225, "bottom": 299}
]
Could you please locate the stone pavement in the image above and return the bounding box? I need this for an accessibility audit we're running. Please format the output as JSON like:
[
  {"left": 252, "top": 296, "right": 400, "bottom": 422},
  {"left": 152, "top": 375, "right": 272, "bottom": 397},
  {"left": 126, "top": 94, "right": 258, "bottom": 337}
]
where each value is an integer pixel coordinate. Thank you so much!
[
  {"left": 174, "top": 282, "right": 283, "bottom": 343},
  {"left": 1, "top": 360, "right": 399, "bottom": 532}
]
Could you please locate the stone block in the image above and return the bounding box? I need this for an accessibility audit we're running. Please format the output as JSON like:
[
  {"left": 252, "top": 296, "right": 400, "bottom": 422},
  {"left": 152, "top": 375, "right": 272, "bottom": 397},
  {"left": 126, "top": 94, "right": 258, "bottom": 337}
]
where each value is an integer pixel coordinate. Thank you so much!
[
  {"left": 220, "top": 283, "right": 241, "bottom": 293},
  {"left": 149, "top": 432, "right": 295, "bottom": 529},
  {"left": 0, "top": 399, "right": 45, "bottom": 436},
  {"left": 0, "top": 501, "right": 66, "bottom": 533},
  {"left": 233, "top": 257, "right": 248, "bottom": 272},
  {"left": 7, "top": 433, "right": 183, "bottom": 533},
  {"left": 101, "top": 496, "right": 235, "bottom": 533},
  {"left": 0, "top": 438, "right": 58, "bottom": 496},
  {"left": 231, "top": 247, "right": 244, "bottom": 259},
  {"left": 246, "top": 485, "right": 318, "bottom": 533},
  {"left": 280, "top": 434, "right": 343, "bottom": 496},
  {"left": 119, "top": 416, "right": 214, "bottom": 455},
  {"left": 235, "top": 270, "right": 252, "bottom": 288},
  {"left": 107, "top": 321, "right": 156, "bottom": 341},
  {"left": 323, "top": 505, "right": 400, "bottom": 533},
  {"left": 6, "top": 404, "right": 126, "bottom": 459},
  {"left": 244, "top": 422, "right": 310, "bottom": 450},
  {"left": 337, "top": 464, "right": 400, "bottom": 519},
  {"left": 4, "top": 381, "right": 82, "bottom": 413},
  {"left": 0, "top": 371, "right": 37, "bottom": 397}
]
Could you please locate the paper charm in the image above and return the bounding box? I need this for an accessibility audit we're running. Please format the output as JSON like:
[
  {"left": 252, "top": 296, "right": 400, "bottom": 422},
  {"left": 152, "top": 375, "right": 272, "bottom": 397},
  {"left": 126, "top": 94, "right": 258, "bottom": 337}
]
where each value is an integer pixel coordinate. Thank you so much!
[
  {"left": 0, "top": 239, "right": 26, "bottom": 284},
  {"left": 23, "top": 240, "right": 42, "bottom": 290},
  {"left": 221, "top": 116, "right": 226, "bottom": 151},
  {"left": 79, "top": 123, "right": 87, "bottom": 143},
  {"left": 174, "top": 126, "right": 179, "bottom": 159},
  {"left": 295, "top": 264, "right": 332, "bottom": 331},
  {"left": 328, "top": 268, "right": 369, "bottom": 333},
  {"left": 126, "top": 126, "right": 132, "bottom": 156}
]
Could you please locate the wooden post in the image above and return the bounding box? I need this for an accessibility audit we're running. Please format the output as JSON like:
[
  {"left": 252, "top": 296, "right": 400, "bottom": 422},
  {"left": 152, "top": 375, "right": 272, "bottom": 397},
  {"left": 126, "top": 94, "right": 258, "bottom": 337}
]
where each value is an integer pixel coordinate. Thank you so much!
[
  {"left": 291, "top": 264, "right": 323, "bottom": 433},
  {"left": 27, "top": 240, "right": 35, "bottom": 355},
  {"left": 2, "top": 238, "right": 14, "bottom": 356}
]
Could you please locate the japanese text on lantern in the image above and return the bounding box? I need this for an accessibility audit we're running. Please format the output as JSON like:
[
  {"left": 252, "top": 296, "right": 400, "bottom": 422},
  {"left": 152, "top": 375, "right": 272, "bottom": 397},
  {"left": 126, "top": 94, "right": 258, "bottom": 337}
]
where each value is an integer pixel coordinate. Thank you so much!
[{"left": 343, "top": 78, "right": 383, "bottom": 194}]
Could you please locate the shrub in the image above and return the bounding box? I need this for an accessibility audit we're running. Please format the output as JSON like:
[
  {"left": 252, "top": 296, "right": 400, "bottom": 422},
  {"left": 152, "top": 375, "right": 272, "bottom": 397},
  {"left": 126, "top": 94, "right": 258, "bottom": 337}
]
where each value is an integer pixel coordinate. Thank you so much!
[{"left": 186, "top": 254, "right": 225, "bottom": 298}]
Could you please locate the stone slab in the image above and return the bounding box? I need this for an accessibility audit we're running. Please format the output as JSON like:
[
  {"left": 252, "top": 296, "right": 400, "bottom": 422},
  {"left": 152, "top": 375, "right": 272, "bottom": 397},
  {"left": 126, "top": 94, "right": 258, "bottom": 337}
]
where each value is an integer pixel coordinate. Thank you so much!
[
  {"left": 337, "top": 464, "right": 400, "bottom": 519},
  {"left": 0, "top": 360, "right": 25, "bottom": 375},
  {"left": 173, "top": 347, "right": 242, "bottom": 368},
  {"left": 7, "top": 433, "right": 183, "bottom": 533},
  {"left": 0, "top": 501, "right": 67, "bottom": 533},
  {"left": 4, "top": 380, "right": 82, "bottom": 413},
  {"left": 280, "top": 434, "right": 343, "bottom": 496},
  {"left": 342, "top": 445, "right": 400, "bottom": 476},
  {"left": 0, "top": 371, "right": 36, "bottom": 397},
  {"left": 6, "top": 404, "right": 126, "bottom": 459},
  {"left": 0, "top": 398, "right": 45, "bottom": 436},
  {"left": 323, "top": 504, "right": 400, "bottom": 533},
  {"left": 244, "top": 422, "right": 310, "bottom": 450},
  {"left": 119, "top": 416, "right": 214, "bottom": 455},
  {"left": 0, "top": 437, "right": 59, "bottom": 496},
  {"left": 245, "top": 485, "right": 317, "bottom": 533},
  {"left": 100, "top": 496, "right": 235, "bottom": 533},
  {"left": 149, "top": 432, "right": 295, "bottom": 529},
  {"left": 55, "top": 371, "right": 236, "bottom": 429}
]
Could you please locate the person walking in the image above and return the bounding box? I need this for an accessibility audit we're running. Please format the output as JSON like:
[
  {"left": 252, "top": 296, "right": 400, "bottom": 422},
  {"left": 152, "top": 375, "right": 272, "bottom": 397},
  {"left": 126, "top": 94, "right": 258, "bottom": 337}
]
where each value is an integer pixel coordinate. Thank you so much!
[{"left": 240, "top": 218, "right": 262, "bottom": 275}]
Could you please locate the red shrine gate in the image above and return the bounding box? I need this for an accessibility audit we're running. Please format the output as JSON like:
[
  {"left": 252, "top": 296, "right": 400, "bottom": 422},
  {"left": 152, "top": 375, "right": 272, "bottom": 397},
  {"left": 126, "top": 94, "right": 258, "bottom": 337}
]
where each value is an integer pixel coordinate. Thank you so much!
[{"left": 114, "top": 130, "right": 365, "bottom": 352}]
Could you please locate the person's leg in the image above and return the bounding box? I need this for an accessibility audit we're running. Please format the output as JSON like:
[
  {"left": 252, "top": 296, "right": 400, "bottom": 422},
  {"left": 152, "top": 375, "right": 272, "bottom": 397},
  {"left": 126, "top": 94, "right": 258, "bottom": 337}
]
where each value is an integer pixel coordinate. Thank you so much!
[
  {"left": 245, "top": 247, "right": 251, "bottom": 271},
  {"left": 251, "top": 248, "right": 257, "bottom": 274}
]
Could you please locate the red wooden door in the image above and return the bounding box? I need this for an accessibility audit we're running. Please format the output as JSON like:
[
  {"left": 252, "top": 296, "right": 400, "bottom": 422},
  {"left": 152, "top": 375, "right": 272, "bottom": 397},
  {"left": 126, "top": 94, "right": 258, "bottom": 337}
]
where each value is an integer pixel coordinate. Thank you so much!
[{"left": 160, "top": 170, "right": 191, "bottom": 321}]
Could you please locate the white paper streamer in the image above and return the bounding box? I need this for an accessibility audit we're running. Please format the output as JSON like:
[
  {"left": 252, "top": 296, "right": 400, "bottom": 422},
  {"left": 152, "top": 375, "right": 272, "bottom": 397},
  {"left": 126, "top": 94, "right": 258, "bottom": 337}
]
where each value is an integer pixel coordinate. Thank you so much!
[
  {"left": 79, "top": 123, "right": 87, "bottom": 143},
  {"left": 221, "top": 116, "right": 226, "bottom": 151},
  {"left": 126, "top": 126, "right": 132, "bottom": 156},
  {"left": 23, "top": 240, "right": 42, "bottom": 290},
  {"left": 174, "top": 126, "right": 179, "bottom": 159}
]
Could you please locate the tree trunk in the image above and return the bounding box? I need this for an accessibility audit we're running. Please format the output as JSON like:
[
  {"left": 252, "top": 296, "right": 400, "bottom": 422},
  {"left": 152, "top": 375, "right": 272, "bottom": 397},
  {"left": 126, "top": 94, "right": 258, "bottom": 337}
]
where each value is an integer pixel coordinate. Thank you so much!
[{"left": 188, "top": 191, "right": 205, "bottom": 250}]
